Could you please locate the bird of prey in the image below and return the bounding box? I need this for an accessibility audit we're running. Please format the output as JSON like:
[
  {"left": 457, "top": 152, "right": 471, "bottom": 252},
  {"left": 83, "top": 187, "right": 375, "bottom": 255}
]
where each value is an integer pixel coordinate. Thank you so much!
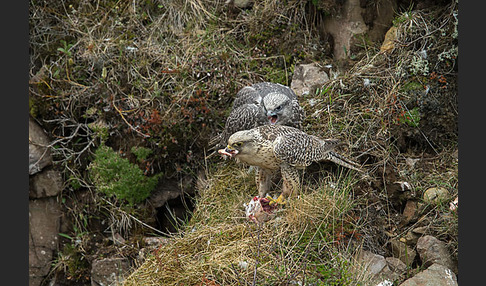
[
  {"left": 210, "top": 82, "right": 305, "bottom": 150},
  {"left": 218, "top": 125, "right": 362, "bottom": 204}
]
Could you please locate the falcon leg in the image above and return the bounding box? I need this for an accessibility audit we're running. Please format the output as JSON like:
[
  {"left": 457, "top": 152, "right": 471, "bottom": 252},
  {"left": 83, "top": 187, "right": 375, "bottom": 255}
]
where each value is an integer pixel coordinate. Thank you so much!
[
  {"left": 256, "top": 167, "right": 274, "bottom": 197},
  {"left": 278, "top": 164, "right": 301, "bottom": 204},
  {"left": 267, "top": 164, "right": 300, "bottom": 205}
]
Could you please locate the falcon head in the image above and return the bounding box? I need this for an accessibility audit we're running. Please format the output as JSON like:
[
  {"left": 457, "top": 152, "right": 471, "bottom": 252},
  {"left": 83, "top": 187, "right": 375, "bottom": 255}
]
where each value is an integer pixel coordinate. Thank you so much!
[
  {"left": 217, "top": 129, "right": 256, "bottom": 158},
  {"left": 263, "top": 92, "right": 292, "bottom": 125}
]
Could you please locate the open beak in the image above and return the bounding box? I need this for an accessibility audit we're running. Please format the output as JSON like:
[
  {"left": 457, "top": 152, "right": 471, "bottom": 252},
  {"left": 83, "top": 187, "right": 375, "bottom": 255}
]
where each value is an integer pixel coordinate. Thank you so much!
[
  {"left": 267, "top": 111, "right": 278, "bottom": 124},
  {"left": 218, "top": 145, "right": 239, "bottom": 157}
]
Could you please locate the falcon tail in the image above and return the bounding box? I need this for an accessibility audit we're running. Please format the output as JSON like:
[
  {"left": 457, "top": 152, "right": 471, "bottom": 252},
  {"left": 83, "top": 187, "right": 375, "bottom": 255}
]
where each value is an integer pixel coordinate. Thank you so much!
[{"left": 326, "top": 151, "right": 363, "bottom": 172}]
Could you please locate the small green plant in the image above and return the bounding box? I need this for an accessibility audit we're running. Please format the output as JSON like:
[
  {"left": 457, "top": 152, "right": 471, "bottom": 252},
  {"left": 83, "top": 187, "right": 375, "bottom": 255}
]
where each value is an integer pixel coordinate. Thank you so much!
[
  {"left": 51, "top": 243, "right": 89, "bottom": 281},
  {"left": 87, "top": 119, "right": 109, "bottom": 143},
  {"left": 88, "top": 144, "right": 160, "bottom": 205},
  {"left": 400, "top": 81, "right": 423, "bottom": 92},
  {"left": 131, "top": 146, "right": 153, "bottom": 162},
  {"left": 392, "top": 4, "right": 414, "bottom": 27},
  {"left": 316, "top": 85, "right": 331, "bottom": 98},
  {"left": 57, "top": 40, "right": 74, "bottom": 57},
  {"left": 398, "top": 107, "right": 421, "bottom": 127},
  {"left": 68, "top": 175, "right": 82, "bottom": 190}
]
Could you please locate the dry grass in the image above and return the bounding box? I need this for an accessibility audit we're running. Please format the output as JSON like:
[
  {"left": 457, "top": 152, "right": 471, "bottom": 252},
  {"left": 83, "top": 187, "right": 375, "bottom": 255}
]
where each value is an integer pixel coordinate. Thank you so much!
[
  {"left": 123, "top": 164, "right": 368, "bottom": 285},
  {"left": 300, "top": 1, "right": 458, "bottom": 174},
  {"left": 320, "top": 2, "right": 458, "bottom": 267}
]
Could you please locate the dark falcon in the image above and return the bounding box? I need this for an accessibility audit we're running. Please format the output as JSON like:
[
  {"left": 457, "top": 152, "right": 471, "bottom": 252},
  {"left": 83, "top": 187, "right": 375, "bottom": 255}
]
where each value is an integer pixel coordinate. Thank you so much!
[{"left": 211, "top": 82, "right": 305, "bottom": 150}]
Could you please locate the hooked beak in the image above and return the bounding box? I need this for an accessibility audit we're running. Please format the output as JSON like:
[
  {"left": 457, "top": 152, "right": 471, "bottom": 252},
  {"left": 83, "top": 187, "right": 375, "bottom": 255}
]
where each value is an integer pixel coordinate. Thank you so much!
[{"left": 218, "top": 145, "right": 239, "bottom": 157}]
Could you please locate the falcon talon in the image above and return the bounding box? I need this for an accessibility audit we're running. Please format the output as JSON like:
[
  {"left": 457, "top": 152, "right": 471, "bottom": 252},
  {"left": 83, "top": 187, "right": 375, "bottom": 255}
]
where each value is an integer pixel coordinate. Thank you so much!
[
  {"left": 268, "top": 194, "right": 286, "bottom": 205},
  {"left": 264, "top": 194, "right": 280, "bottom": 205}
]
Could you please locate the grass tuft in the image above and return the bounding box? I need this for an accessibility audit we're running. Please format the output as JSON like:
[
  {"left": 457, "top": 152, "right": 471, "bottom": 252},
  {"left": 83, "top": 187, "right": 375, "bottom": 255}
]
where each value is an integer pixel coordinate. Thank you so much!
[{"left": 124, "top": 164, "right": 367, "bottom": 285}]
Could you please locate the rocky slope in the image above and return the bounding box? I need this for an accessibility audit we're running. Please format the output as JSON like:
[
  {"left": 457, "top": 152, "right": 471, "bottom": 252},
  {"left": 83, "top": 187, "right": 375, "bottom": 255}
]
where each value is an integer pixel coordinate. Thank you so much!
[{"left": 29, "top": 0, "right": 458, "bottom": 285}]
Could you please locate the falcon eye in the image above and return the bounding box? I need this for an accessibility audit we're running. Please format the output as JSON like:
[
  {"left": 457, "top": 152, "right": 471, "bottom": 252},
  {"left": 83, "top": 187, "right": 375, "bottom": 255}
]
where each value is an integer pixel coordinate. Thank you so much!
[
  {"left": 274, "top": 105, "right": 282, "bottom": 112},
  {"left": 233, "top": 142, "right": 242, "bottom": 147}
]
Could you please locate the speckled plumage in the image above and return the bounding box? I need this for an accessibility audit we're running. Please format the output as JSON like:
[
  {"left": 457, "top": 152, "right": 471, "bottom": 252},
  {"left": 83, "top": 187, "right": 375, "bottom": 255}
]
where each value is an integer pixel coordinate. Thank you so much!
[
  {"left": 221, "top": 125, "right": 362, "bottom": 200},
  {"left": 216, "top": 103, "right": 267, "bottom": 149},
  {"left": 233, "top": 82, "right": 297, "bottom": 108},
  {"left": 210, "top": 82, "right": 305, "bottom": 150}
]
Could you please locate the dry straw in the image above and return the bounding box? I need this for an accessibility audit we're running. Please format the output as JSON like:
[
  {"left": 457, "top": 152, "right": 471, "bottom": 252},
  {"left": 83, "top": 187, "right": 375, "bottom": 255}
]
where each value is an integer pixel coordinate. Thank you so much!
[{"left": 124, "top": 164, "right": 365, "bottom": 285}]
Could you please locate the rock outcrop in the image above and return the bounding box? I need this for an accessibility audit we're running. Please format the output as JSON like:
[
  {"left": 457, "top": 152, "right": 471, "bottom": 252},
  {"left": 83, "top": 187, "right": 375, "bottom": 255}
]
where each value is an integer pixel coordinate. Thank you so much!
[
  {"left": 290, "top": 63, "right": 329, "bottom": 97},
  {"left": 399, "top": 263, "right": 457, "bottom": 286},
  {"left": 29, "top": 198, "right": 62, "bottom": 286},
  {"left": 416, "top": 235, "right": 457, "bottom": 274},
  {"left": 91, "top": 257, "right": 131, "bottom": 286},
  {"left": 357, "top": 250, "right": 407, "bottom": 285},
  {"left": 29, "top": 117, "right": 52, "bottom": 175},
  {"left": 29, "top": 117, "right": 63, "bottom": 286}
]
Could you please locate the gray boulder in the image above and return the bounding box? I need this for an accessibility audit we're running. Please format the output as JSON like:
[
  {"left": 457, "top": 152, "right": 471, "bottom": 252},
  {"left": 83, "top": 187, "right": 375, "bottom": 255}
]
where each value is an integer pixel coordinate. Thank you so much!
[
  {"left": 290, "top": 63, "right": 329, "bottom": 97},
  {"left": 29, "top": 117, "right": 52, "bottom": 175},
  {"left": 29, "top": 169, "right": 63, "bottom": 199},
  {"left": 91, "top": 257, "right": 131, "bottom": 286},
  {"left": 399, "top": 263, "right": 457, "bottom": 286},
  {"left": 385, "top": 257, "right": 407, "bottom": 274},
  {"left": 360, "top": 250, "right": 387, "bottom": 276},
  {"left": 357, "top": 251, "right": 407, "bottom": 285},
  {"left": 29, "top": 198, "right": 61, "bottom": 286},
  {"left": 416, "top": 235, "right": 457, "bottom": 274}
]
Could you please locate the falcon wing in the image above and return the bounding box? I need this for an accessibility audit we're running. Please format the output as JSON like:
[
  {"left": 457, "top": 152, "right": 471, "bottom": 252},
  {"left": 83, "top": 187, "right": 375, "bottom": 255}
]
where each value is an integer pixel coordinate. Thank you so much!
[
  {"left": 233, "top": 86, "right": 262, "bottom": 109},
  {"left": 273, "top": 132, "right": 342, "bottom": 167},
  {"left": 219, "top": 104, "right": 266, "bottom": 146}
]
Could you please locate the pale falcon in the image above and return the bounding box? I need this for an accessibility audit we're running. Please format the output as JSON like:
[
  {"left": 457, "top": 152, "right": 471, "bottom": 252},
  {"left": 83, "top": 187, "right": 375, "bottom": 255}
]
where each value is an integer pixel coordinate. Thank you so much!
[
  {"left": 218, "top": 125, "right": 363, "bottom": 204},
  {"left": 211, "top": 82, "right": 305, "bottom": 150}
]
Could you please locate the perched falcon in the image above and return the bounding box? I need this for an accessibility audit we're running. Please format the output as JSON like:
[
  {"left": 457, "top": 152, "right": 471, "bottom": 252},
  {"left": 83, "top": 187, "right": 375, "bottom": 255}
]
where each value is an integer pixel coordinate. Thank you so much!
[
  {"left": 210, "top": 82, "right": 305, "bottom": 150},
  {"left": 218, "top": 125, "right": 362, "bottom": 204}
]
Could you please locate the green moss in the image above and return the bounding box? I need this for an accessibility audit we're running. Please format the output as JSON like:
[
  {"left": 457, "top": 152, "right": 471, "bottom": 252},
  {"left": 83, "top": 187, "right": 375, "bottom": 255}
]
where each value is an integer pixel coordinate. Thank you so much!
[
  {"left": 29, "top": 97, "right": 38, "bottom": 118},
  {"left": 88, "top": 144, "right": 160, "bottom": 205},
  {"left": 29, "top": 94, "right": 51, "bottom": 119},
  {"left": 400, "top": 81, "right": 423, "bottom": 92},
  {"left": 131, "top": 146, "right": 153, "bottom": 162},
  {"left": 398, "top": 107, "right": 421, "bottom": 127},
  {"left": 262, "top": 65, "right": 287, "bottom": 85}
]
